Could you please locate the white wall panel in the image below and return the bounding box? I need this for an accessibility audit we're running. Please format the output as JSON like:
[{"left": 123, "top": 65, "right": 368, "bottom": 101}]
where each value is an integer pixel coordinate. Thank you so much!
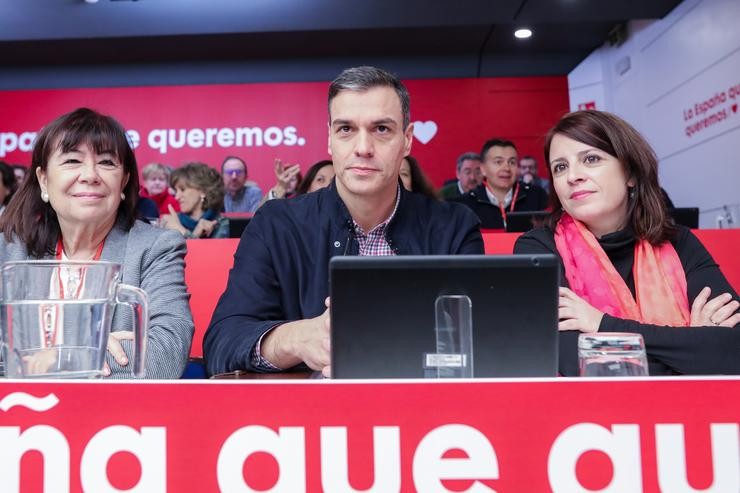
[{"left": 568, "top": 0, "right": 740, "bottom": 227}]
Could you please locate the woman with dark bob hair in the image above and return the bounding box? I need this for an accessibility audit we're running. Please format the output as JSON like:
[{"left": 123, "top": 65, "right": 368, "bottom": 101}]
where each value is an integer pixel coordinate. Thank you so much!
[
  {"left": 515, "top": 110, "right": 739, "bottom": 375},
  {"left": 0, "top": 107, "right": 194, "bottom": 378},
  {"left": 160, "top": 162, "right": 229, "bottom": 238}
]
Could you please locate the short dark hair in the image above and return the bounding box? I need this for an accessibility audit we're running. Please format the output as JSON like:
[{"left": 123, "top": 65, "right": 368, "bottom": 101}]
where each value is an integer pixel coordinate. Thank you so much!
[
  {"left": 480, "top": 138, "right": 517, "bottom": 162},
  {"left": 544, "top": 110, "right": 674, "bottom": 244},
  {"left": 171, "top": 162, "right": 225, "bottom": 212},
  {"left": 456, "top": 152, "right": 481, "bottom": 173},
  {"left": 221, "top": 155, "right": 247, "bottom": 174},
  {"left": 297, "top": 160, "right": 333, "bottom": 195},
  {"left": 328, "top": 66, "right": 411, "bottom": 130},
  {"left": 0, "top": 107, "right": 139, "bottom": 258}
]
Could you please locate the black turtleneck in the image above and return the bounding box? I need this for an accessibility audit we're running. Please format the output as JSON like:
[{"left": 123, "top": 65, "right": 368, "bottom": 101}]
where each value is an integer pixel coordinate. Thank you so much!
[{"left": 515, "top": 225, "right": 740, "bottom": 376}]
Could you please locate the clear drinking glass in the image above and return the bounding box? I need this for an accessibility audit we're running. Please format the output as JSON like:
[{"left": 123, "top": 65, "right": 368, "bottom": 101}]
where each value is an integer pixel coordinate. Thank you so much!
[
  {"left": 0, "top": 261, "right": 148, "bottom": 379},
  {"left": 578, "top": 332, "right": 649, "bottom": 377}
]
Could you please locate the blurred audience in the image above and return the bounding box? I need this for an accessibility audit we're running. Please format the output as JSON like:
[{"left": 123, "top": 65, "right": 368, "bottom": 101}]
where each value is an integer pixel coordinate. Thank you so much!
[
  {"left": 456, "top": 138, "right": 548, "bottom": 229},
  {"left": 0, "top": 161, "right": 18, "bottom": 215},
  {"left": 161, "top": 162, "right": 229, "bottom": 239},
  {"left": 11, "top": 164, "right": 26, "bottom": 186},
  {"left": 440, "top": 152, "right": 483, "bottom": 200},
  {"left": 518, "top": 155, "right": 550, "bottom": 194},
  {"left": 261, "top": 159, "right": 302, "bottom": 204},
  {"left": 136, "top": 197, "right": 160, "bottom": 223},
  {"left": 140, "top": 162, "right": 179, "bottom": 215},
  {"left": 222, "top": 156, "right": 262, "bottom": 213},
  {"left": 296, "top": 159, "right": 335, "bottom": 194},
  {"left": 399, "top": 155, "right": 438, "bottom": 199}
]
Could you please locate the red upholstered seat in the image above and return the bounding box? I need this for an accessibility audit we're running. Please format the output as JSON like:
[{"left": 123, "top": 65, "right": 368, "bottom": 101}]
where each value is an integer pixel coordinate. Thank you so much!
[{"left": 184, "top": 239, "right": 238, "bottom": 358}]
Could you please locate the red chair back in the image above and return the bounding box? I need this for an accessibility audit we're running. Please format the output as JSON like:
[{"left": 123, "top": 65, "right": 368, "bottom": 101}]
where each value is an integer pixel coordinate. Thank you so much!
[
  {"left": 694, "top": 229, "right": 740, "bottom": 293},
  {"left": 184, "top": 239, "right": 239, "bottom": 357}
]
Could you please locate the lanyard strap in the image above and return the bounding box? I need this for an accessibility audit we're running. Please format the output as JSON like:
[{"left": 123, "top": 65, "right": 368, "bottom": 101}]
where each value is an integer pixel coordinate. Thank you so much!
[
  {"left": 55, "top": 237, "right": 105, "bottom": 261},
  {"left": 492, "top": 182, "right": 520, "bottom": 226},
  {"left": 42, "top": 237, "right": 105, "bottom": 348}
]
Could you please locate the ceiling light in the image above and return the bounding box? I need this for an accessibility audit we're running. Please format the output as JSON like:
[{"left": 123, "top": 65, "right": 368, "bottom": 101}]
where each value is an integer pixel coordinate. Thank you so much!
[{"left": 514, "top": 28, "right": 532, "bottom": 39}]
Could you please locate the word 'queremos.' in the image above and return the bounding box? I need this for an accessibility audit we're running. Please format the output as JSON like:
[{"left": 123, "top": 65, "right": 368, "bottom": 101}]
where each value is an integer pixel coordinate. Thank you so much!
[{"left": 0, "top": 125, "right": 307, "bottom": 158}]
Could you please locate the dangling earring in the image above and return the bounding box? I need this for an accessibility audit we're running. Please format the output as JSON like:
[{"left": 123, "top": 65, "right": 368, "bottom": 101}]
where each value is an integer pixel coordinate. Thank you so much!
[
  {"left": 200, "top": 195, "right": 206, "bottom": 204},
  {"left": 41, "top": 191, "right": 49, "bottom": 203},
  {"left": 120, "top": 192, "right": 126, "bottom": 200},
  {"left": 628, "top": 187, "right": 635, "bottom": 200}
]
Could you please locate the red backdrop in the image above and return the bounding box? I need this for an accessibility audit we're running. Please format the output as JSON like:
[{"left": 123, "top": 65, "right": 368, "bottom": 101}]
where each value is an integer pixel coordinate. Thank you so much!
[{"left": 0, "top": 77, "right": 568, "bottom": 188}]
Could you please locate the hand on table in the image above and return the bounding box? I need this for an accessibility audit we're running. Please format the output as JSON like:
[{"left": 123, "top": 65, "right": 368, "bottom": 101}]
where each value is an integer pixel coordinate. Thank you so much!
[{"left": 263, "top": 297, "right": 332, "bottom": 377}]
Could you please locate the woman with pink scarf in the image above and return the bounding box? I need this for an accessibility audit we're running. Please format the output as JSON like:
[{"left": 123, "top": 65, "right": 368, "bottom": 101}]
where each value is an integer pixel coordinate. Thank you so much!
[{"left": 515, "top": 110, "right": 739, "bottom": 375}]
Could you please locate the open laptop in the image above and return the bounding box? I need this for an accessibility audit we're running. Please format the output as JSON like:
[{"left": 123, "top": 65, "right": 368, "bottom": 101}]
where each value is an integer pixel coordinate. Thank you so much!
[
  {"left": 330, "top": 255, "right": 559, "bottom": 379},
  {"left": 505, "top": 210, "right": 551, "bottom": 233}
]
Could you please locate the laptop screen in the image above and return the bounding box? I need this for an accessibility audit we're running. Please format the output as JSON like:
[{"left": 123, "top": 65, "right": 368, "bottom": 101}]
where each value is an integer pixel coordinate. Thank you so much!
[
  {"left": 504, "top": 210, "right": 551, "bottom": 233},
  {"left": 330, "top": 254, "right": 559, "bottom": 379}
]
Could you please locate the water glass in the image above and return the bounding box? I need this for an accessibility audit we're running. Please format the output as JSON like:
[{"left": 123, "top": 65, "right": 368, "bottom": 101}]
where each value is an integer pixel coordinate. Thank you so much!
[{"left": 578, "top": 332, "right": 649, "bottom": 377}]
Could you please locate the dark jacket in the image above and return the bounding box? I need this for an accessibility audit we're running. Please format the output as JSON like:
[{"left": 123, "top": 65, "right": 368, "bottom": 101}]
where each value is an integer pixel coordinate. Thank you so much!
[
  {"left": 203, "top": 183, "right": 484, "bottom": 375},
  {"left": 515, "top": 225, "right": 739, "bottom": 376},
  {"left": 455, "top": 183, "right": 548, "bottom": 229},
  {"left": 440, "top": 180, "right": 463, "bottom": 200}
]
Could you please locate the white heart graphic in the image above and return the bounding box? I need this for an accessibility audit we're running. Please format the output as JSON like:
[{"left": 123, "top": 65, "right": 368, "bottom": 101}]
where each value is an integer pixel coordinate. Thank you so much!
[{"left": 413, "top": 120, "right": 438, "bottom": 144}]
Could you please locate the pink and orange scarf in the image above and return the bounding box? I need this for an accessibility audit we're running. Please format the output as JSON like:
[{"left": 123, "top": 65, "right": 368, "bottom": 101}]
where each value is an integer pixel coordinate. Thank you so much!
[{"left": 554, "top": 213, "right": 690, "bottom": 326}]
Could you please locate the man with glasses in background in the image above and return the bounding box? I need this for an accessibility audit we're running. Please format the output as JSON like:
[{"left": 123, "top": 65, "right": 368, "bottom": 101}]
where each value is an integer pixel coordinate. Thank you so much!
[
  {"left": 222, "top": 156, "right": 263, "bottom": 213},
  {"left": 455, "top": 138, "right": 548, "bottom": 229},
  {"left": 440, "top": 151, "right": 484, "bottom": 200}
]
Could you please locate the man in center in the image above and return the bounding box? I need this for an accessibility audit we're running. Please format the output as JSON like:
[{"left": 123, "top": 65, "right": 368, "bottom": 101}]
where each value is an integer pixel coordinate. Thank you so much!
[
  {"left": 204, "top": 66, "right": 483, "bottom": 376},
  {"left": 456, "top": 138, "right": 548, "bottom": 229}
]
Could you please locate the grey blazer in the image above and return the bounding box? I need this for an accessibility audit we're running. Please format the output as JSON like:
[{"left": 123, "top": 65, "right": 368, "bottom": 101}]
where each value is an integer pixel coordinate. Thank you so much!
[{"left": 0, "top": 220, "right": 194, "bottom": 379}]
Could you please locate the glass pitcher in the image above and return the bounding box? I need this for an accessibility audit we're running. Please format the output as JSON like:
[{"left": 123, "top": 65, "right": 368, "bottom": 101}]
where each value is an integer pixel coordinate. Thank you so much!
[{"left": 0, "top": 261, "right": 148, "bottom": 379}]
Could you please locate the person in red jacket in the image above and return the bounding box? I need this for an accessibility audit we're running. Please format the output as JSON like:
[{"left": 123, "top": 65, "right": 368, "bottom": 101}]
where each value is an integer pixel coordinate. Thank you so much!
[{"left": 140, "top": 162, "right": 179, "bottom": 216}]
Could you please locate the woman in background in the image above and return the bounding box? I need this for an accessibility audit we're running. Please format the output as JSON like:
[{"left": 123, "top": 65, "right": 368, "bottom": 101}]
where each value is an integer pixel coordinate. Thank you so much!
[
  {"left": 11, "top": 164, "right": 27, "bottom": 186},
  {"left": 161, "top": 162, "right": 229, "bottom": 238},
  {"left": 296, "top": 159, "right": 335, "bottom": 195},
  {"left": 514, "top": 110, "right": 739, "bottom": 375},
  {"left": 0, "top": 161, "right": 18, "bottom": 214},
  {"left": 0, "top": 107, "right": 193, "bottom": 378},
  {"left": 140, "top": 162, "right": 179, "bottom": 215},
  {"left": 400, "top": 155, "right": 438, "bottom": 200}
]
